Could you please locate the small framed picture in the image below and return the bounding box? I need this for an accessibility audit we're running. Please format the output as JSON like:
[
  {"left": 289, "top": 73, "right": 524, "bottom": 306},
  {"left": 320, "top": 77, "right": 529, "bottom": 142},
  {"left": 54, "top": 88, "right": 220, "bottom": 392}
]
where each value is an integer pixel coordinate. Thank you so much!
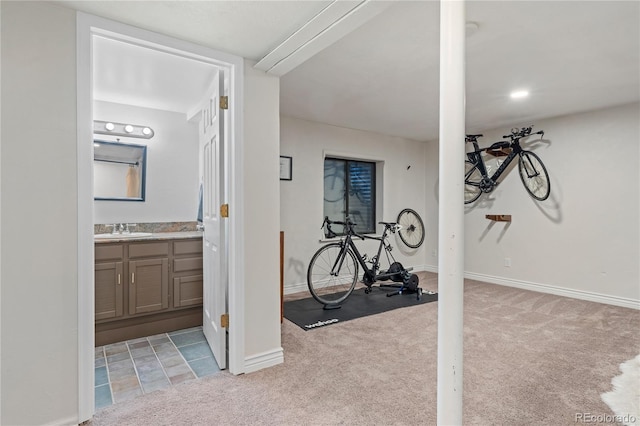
[{"left": 280, "top": 156, "right": 292, "bottom": 181}]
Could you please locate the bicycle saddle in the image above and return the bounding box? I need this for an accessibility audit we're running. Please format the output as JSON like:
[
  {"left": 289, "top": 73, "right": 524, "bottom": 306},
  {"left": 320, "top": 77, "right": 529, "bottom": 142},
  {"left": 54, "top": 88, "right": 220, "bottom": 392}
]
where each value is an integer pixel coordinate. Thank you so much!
[
  {"left": 466, "top": 133, "right": 483, "bottom": 139},
  {"left": 379, "top": 221, "right": 397, "bottom": 228},
  {"left": 488, "top": 141, "right": 510, "bottom": 150}
]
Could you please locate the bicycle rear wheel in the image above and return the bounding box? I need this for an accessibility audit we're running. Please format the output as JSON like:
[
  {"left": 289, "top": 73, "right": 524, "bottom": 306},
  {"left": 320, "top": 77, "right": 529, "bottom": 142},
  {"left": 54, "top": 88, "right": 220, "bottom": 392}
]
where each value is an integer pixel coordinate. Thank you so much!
[
  {"left": 307, "top": 243, "right": 358, "bottom": 305},
  {"left": 464, "top": 160, "right": 482, "bottom": 204},
  {"left": 518, "top": 151, "right": 550, "bottom": 201},
  {"left": 396, "top": 208, "right": 425, "bottom": 248}
]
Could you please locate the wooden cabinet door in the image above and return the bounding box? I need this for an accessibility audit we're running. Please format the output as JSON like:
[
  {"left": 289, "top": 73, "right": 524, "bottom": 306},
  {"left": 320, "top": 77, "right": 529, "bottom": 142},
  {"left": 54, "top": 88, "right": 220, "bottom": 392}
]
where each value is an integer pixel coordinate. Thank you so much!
[
  {"left": 95, "top": 262, "right": 124, "bottom": 320},
  {"left": 173, "top": 275, "right": 203, "bottom": 308},
  {"left": 128, "top": 258, "right": 169, "bottom": 315}
]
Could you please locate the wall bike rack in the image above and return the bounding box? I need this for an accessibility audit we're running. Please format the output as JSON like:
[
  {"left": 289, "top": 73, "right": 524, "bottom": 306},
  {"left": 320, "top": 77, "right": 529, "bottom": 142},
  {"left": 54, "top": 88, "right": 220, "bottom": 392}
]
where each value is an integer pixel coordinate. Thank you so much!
[{"left": 486, "top": 214, "right": 512, "bottom": 222}]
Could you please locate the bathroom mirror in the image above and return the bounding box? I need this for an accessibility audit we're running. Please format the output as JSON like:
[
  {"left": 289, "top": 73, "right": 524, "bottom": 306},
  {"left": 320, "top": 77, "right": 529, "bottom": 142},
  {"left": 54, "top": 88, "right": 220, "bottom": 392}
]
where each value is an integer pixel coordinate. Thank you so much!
[{"left": 94, "top": 140, "right": 147, "bottom": 201}]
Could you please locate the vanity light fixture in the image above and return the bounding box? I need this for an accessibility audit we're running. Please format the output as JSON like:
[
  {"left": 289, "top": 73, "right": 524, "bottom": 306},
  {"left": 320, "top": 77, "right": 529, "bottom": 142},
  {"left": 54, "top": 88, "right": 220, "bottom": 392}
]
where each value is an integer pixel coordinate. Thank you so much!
[{"left": 93, "top": 120, "right": 155, "bottom": 139}]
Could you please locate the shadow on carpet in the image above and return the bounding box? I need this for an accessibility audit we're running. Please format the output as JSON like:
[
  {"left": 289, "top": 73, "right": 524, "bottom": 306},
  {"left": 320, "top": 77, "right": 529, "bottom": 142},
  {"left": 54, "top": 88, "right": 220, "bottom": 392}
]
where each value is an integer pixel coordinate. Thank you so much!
[{"left": 284, "top": 287, "right": 438, "bottom": 330}]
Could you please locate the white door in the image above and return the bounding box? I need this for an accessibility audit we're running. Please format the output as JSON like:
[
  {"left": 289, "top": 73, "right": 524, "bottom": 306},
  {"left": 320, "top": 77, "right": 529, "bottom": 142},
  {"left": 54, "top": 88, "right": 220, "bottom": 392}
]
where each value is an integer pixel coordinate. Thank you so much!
[{"left": 200, "top": 69, "right": 227, "bottom": 369}]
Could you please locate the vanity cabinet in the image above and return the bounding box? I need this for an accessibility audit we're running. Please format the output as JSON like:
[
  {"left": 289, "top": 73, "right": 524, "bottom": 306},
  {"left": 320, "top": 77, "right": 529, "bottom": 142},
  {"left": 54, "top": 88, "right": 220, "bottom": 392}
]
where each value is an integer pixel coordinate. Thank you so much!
[{"left": 95, "top": 236, "right": 203, "bottom": 346}]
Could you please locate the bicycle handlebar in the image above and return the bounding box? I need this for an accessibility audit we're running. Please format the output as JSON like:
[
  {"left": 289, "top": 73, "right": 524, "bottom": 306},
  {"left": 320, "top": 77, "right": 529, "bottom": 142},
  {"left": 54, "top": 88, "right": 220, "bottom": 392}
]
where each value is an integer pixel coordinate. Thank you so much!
[
  {"left": 503, "top": 126, "right": 544, "bottom": 140},
  {"left": 322, "top": 216, "right": 363, "bottom": 239},
  {"left": 321, "top": 217, "right": 399, "bottom": 241},
  {"left": 323, "top": 216, "right": 357, "bottom": 228}
]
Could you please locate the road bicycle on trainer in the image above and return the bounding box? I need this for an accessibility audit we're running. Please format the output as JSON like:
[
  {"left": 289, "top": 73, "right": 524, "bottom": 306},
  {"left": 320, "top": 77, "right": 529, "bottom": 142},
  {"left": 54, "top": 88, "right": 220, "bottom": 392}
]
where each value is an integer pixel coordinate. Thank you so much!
[{"left": 307, "top": 217, "right": 421, "bottom": 306}]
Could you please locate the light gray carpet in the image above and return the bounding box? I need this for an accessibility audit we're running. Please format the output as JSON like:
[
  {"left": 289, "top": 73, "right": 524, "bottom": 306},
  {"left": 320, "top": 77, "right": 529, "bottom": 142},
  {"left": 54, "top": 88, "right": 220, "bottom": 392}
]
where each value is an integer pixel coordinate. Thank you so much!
[{"left": 92, "top": 273, "right": 640, "bottom": 425}]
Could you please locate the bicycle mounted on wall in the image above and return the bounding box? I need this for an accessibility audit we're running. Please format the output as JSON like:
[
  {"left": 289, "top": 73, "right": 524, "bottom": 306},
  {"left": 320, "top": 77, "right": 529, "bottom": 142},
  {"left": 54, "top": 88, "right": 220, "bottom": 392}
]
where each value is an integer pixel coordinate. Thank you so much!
[
  {"left": 464, "top": 126, "right": 550, "bottom": 204},
  {"left": 307, "top": 217, "right": 423, "bottom": 309}
]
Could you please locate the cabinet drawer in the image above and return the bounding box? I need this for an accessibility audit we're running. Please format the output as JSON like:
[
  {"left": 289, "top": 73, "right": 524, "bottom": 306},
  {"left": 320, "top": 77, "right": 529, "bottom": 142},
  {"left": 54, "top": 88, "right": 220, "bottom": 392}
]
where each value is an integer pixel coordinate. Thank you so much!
[
  {"left": 95, "top": 244, "right": 124, "bottom": 261},
  {"left": 174, "top": 239, "right": 202, "bottom": 256},
  {"left": 128, "top": 242, "right": 170, "bottom": 259},
  {"left": 173, "top": 257, "right": 203, "bottom": 273}
]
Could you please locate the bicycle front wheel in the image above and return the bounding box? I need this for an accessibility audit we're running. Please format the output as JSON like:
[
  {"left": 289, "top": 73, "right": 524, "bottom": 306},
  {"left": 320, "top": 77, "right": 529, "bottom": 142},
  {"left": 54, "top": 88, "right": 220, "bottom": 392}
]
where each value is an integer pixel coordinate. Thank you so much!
[
  {"left": 307, "top": 243, "right": 358, "bottom": 305},
  {"left": 464, "top": 160, "right": 482, "bottom": 204},
  {"left": 396, "top": 208, "right": 425, "bottom": 248},
  {"left": 518, "top": 151, "right": 550, "bottom": 201}
]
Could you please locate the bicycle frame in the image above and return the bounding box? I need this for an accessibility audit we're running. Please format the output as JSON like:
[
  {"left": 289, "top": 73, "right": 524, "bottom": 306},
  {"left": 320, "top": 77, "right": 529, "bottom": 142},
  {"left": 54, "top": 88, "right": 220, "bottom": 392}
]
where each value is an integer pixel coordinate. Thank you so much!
[
  {"left": 330, "top": 224, "right": 397, "bottom": 285},
  {"left": 466, "top": 139, "right": 524, "bottom": 183}
]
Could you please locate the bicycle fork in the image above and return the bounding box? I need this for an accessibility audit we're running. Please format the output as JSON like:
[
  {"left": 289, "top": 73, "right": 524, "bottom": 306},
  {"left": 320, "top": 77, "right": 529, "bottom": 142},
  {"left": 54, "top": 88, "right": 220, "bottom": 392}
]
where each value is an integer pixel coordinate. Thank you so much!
[
  {"left": 329, "top": 241, "right": 349, "bottom": 277},
  {"left": 330, "top": 242, "right": 349, "bottom": 277},
  {"left": 520, "top": 152, "right": 541, "bottom": 178}
]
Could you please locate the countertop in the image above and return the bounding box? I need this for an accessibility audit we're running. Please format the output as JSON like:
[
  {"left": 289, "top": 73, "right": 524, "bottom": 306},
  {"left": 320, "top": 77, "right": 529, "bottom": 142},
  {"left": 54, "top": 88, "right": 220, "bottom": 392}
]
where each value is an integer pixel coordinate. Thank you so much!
[{"left": 94, "top": 231, "right": 203, "bottom": 244}]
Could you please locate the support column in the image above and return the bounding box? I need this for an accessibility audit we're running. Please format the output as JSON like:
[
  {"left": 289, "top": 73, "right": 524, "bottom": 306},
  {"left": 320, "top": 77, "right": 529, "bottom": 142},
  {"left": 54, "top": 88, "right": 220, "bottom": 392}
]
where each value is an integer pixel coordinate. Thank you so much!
[{"left": 437, "top": 1, "right": 466, "bottom": 425}]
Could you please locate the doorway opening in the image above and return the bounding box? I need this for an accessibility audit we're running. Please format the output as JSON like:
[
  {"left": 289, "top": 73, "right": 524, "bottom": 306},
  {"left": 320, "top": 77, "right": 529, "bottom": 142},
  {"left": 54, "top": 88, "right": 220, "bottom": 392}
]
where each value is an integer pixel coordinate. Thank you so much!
[{"left": 77, "top": 12, "right": 246, "bottom": 421}]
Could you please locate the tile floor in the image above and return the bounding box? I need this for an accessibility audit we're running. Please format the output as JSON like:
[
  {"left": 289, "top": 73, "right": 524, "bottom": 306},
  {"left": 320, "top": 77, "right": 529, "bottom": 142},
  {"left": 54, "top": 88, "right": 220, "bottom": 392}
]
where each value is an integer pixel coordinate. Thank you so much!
[{"left": 95, "top": 326, "right": 221, "bottom": 410}]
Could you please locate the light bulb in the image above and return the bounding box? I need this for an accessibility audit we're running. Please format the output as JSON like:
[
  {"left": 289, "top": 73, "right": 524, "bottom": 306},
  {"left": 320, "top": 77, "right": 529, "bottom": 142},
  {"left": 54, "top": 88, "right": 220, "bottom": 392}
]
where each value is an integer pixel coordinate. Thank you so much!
[
  {"left": 510, "top": 90, "right": 529, "bottom": 99},
  {"left": 124, "top": 124, "right": 134, "bottom": 133},
  {"left": 105, "top": 122, "right": 115, "bottom": 131},
  {"left": 142, "top": 127, "right": 152, "bottom": 135}
]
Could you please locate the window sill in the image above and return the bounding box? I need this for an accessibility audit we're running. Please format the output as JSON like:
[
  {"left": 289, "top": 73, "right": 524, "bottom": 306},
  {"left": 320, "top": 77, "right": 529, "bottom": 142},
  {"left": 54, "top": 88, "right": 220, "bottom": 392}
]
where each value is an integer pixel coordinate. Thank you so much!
[{"left": 318, "top": 233, "right": 381, "bottom": 243}]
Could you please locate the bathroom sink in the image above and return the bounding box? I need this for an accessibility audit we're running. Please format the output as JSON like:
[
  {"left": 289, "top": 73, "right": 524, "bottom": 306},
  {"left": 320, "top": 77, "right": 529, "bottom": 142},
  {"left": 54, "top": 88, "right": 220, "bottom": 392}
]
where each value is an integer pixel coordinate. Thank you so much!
[{"left": 94, "top": 232, "right": 153, "bottom": 239}]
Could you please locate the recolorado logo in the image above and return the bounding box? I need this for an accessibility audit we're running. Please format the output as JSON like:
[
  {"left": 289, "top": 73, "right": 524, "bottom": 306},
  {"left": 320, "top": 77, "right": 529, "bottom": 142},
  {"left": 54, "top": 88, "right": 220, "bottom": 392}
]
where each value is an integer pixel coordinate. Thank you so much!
[{"left": 304, "top": 319, "right": 339, "bottom": 329}]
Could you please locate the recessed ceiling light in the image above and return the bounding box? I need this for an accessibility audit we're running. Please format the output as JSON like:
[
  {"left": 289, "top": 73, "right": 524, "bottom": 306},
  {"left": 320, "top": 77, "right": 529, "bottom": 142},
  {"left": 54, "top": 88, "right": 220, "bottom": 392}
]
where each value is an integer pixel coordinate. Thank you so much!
[{"left": 510, "top": 90, "right": 529, "bottom": 99}]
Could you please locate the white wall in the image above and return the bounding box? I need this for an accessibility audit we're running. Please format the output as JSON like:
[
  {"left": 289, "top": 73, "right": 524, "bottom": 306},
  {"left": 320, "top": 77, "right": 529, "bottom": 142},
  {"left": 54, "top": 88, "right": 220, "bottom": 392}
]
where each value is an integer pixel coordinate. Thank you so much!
[
  {"left": 1, "top": 3, "right": 284, "bottom": 422},
  {"left": 280, "top": 116, "right": 429, "bottom": 294},
  {"left": 424, "top": 103, "right": 640, "bottom": 307},
  {"left": 1, "top": 2, "right": 79, "bottom": 424},
  {"left": 93, "top": 101, "right": 199, "bottom": 224},
  {"left": 243, "top": 60, "right": 282, "bottom": 369}
]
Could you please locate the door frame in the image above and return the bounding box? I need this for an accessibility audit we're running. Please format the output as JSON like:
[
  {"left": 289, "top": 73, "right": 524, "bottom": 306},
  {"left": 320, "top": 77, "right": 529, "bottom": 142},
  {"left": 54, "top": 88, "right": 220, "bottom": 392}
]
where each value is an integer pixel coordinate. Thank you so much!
[{"left": 76, "top": 12, "right": 246, "bottom": 421}]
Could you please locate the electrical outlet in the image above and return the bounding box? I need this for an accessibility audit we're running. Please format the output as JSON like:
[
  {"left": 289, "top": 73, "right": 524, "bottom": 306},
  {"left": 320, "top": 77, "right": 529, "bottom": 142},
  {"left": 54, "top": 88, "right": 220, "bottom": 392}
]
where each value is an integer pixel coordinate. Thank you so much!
[{"left": 504, "top": 257, "right": 511, "bottom": 267}]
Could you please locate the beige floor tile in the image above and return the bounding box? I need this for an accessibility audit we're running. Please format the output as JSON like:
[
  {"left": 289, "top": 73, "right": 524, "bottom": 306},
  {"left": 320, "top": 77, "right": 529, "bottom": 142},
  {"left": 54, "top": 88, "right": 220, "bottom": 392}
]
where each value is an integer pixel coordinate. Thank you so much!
[
  {"left": 110, "top": 375, "right": 140, "bottom": 393},
  {"left": 164, "top": 363, "right": 192, "bottom": 377},
  {"left": 104, "top": 342, "right": 128, "bottom": 356},
  {"left": 158, "top": 354, "right": 185, "bottom": 369},
  {"left": 112, "top": 386, "right": 143, "bottom": 404},
  {"left": 168, "top": 372, "right": 195, "bottom": 385}
]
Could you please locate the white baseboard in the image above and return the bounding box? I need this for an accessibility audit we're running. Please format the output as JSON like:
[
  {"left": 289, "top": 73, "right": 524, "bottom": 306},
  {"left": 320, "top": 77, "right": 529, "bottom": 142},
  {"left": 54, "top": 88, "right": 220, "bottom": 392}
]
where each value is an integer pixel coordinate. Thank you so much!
[
  {"left": 49, "top": 415, "right": 79, "bottom": 426},
  {"left": 284, "top": 282, "right": 308, "bottom": 296},
  {"left": 422, "top": 264, "right": 438, "bottom": 273},
  {"left": 464, "top": 271, "right": 640, "bottom": 310},
  {"left": 405, "top": 265, "right": 639, "bottom": 310},
  {"left": 244, "top": 347, "right": 284, "bottom": 374}
]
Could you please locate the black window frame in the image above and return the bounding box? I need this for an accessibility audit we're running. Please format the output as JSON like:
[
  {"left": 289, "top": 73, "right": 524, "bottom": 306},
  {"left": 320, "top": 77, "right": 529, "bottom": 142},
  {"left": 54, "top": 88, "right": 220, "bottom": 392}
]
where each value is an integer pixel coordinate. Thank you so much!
[{"left": 323, "top": 157, "right": 377, "bottom": 236}]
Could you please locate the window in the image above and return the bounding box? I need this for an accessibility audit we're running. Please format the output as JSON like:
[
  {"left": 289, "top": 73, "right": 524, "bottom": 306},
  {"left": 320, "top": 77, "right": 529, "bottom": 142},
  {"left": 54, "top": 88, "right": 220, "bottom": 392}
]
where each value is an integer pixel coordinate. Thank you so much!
[{"left": 324, "top": 157, "right": 376, "bottom": 235}]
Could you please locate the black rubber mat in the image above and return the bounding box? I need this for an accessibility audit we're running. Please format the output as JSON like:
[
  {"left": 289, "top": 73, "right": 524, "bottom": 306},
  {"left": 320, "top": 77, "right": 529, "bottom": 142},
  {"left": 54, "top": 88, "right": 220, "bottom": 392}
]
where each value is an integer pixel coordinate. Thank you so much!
[{"left": 284, "top": 286, "right": 438, "bottom": 331}]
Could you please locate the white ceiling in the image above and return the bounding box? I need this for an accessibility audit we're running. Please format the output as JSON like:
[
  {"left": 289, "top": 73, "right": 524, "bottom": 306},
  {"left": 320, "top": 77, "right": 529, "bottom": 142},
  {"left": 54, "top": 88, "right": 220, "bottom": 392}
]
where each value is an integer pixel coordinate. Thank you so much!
[{"left": 56, "top": 0, "right": 639, "bottom": 142}]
